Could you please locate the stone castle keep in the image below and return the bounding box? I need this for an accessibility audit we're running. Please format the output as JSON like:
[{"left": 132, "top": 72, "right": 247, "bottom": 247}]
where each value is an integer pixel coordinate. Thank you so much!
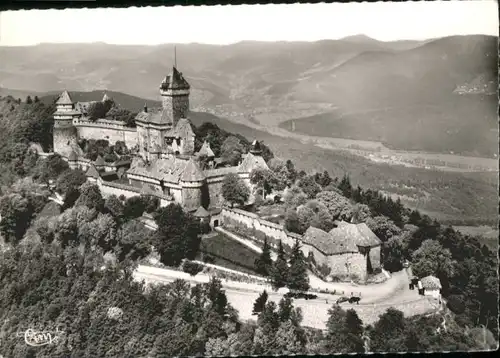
[{"left": 51, "top": 66, "right": 269, "bottom": 214}]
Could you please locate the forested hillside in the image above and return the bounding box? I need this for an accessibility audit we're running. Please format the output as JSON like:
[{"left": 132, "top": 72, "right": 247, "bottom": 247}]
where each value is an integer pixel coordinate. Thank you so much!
[{"left": 0, "top": 91, "right": 497, "bottom": 355}]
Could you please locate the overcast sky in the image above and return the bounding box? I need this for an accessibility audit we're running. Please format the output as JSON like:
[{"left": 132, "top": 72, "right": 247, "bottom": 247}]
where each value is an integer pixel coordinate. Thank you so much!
[{"left": 0, "top": 1, "right": 497, "bottom": 46}]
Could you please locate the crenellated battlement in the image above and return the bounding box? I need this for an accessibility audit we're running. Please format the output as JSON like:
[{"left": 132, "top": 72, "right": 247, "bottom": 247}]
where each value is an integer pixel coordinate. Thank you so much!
[{"left": 73, "top": 117, "right": 137, "bottom": 132}]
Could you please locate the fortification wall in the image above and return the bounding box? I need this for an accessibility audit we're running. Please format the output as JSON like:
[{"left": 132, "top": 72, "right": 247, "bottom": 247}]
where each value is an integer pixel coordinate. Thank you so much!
[
  {"left": 221, "top": 207, "right": 374, "bottom": 280},
  {"left": 207, "top": 180, "right": 225, "bottom": 208},
  {"left": 221, "top": 208, "right": 299, "bottom": 250},
  {"left": 75, "top": 121, "right": 137, "bottom": 148}
]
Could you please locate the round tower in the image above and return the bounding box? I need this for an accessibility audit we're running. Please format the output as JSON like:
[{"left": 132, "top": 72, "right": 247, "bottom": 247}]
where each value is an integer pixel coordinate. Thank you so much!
[
  {"left": 53, "top": 91, "right": 80, "bottom": 158},
  {"left": 180, "top": 158, "right": 207, "bottom": 211}
]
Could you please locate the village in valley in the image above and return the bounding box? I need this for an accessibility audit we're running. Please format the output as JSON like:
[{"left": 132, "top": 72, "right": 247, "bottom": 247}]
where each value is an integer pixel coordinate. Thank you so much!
[{"left": 0, "top": 3, "right": 498, "bottom": 356}]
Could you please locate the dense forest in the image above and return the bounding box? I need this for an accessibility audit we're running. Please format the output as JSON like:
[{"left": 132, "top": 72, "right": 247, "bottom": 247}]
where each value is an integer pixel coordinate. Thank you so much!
[{"left": 0, "top": 95, "right": 497, "bottom": 355}]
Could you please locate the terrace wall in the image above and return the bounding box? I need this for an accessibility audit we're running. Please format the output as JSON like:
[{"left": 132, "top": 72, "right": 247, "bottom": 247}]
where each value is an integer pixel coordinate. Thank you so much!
[{"left": 74, "top": 118, "right": 138, "bottom": 148}]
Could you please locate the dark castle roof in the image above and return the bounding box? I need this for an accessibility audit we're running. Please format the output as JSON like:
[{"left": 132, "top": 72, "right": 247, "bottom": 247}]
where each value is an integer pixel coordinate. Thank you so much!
[
  {"left": 94, "top": 155, "right": 105, "bottom": 167},
  {"left": 180, "top": 158, "right": 205, "bottom": 182},
  {"left": 301, "top": 221, "right": 381, "bottom": 256},
  {"left": 86, "top": 165, "right": 100, "bottom": 179},
  {"left": 197, "top": 141, "right": 215, "bottom": 158},
  {"left": 193, "top": 206, "right": 210, "bottom": 218},
  {"left": 166, "top": 118, "right": 195, "bottom": 139},
  {"left": 160, "top": 67, "right": 190, "bottom": 91},
  {"left": 56, "top": 90, "right": 73, "bottom": 105}
]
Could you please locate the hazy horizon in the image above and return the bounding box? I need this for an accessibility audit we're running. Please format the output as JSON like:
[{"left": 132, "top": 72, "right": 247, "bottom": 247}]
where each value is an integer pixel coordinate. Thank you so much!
[{"left": 0, "top": 1, "right": 497, "bottom": 46}]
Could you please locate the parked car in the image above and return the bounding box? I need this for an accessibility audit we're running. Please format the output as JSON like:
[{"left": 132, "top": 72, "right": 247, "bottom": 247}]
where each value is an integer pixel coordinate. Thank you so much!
[
  {"left": 348, "top": 296, "right": 361, "bottom": 304},
  {"left": 284, "top": 292, "right": 318, "bottom": 300},
  {"left": 336, "top": 296, "right": 350, "bottom": 304}
]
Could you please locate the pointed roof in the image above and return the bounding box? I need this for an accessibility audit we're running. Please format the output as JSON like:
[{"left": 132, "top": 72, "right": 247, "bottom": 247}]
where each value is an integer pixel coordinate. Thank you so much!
[
  {"left": 102, "top": 92, "right": 111, "bottom": 102},
  {"left": 193, "top": 206, "right": 210, "bottom": 218},
  {"left": 94, "top": 155, "right": 105, "bottom": 167},
  {"left": 250, "top": 139, "right": 263, "bottom": 155},
  {"left": 56, "top": 90, "right": 73, "bottom": 105},
  {"left": 86, "top": 164, "right": 100, "bottom": 179},
  {"left": 180, "top": 158, "right": 205, "bottom": 182},
  {"left": 420, "top": 276, "right": 442, "bottom": 290},
  {"left": 160, "top": 66, "right": 190, "bottom": 91},
  {"left": 68, "top": 150, "right": 78, "bottom": 161},
  {"left": 198, "top": 141, "right": 215, "bottom": 158},
  {"left": 238, "top": 152, "right": 269, "bottom": 173}
]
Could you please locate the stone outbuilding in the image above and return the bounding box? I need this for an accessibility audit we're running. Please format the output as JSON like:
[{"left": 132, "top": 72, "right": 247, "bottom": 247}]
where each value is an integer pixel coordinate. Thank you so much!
[
  {"left": 420, "top": 275, "right": 442, "bottom": 299},
  {"left": 300, "top": 221, "right": 382, "bottom": 282}
]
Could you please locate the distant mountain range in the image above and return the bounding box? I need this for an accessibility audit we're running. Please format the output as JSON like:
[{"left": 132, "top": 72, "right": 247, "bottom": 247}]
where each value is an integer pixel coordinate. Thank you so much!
[{"left": 0, "top": 34, "right": 497, "bottom": 156}]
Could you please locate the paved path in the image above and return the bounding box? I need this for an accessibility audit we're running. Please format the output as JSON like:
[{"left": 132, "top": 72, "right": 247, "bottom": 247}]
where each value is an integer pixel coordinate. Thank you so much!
[
  {"left": 134, "top": 264, "right": 433, "bottom": 330},
  {"left": 215, "top": 227, "right": 413, "bottom": 303}
]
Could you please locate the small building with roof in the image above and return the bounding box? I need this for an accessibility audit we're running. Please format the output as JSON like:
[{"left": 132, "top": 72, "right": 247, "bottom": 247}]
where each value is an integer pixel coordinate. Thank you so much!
[
  {"left": 419, "top": 275, "right": 442, "bottom": 299},
  {"left": 301, "top": 221, "right": 382, "bottom": 281}
]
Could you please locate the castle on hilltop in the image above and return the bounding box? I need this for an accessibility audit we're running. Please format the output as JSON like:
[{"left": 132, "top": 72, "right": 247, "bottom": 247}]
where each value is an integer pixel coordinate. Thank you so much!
[{"left": 50, "top": 65, "right": 269, "bottom": 216}]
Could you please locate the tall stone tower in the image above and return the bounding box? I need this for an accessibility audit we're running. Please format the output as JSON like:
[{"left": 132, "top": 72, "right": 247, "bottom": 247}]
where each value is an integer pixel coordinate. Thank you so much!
[
  {"left": 160, "top": 66, "right": 190, "bottom": 127},
  {"left": 53, "top": 91, "right": 80, "bottom": 158}
]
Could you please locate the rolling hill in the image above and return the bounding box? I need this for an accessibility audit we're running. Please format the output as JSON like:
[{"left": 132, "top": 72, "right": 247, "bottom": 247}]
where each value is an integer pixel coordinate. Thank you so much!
[{"left": 0, "top": 34, "right": 497, "bottom": 157}]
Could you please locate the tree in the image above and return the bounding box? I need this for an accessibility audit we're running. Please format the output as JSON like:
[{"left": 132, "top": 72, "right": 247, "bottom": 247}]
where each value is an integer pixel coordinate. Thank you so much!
[
  {"left": 366, "top": 215, "right": 401, "bottom": 242},
  {"left": 382, "top": 235, "right": 407, "bottom": 272},
  {"left": 287, "top": 240, "right": 309, "bottom": 292},
  {"left": 56, "top": 169, "right": 87, "bottom": 196},
  {"left": 78, "top": 213, "right": 117, "bottom": 251},
  {"left": 152, "top": 203, "right": 201, "bottom": 266},
  {"left": 270, "top": 240, "right": 288, "bottom": 290},
  {"left": 297, "top": 175, "right": 321, "bottom": 199},
  {"left": 338, "top": 174, "right": 353, "bottom": 198},
  {"left": 250, "top": 169, "right": 284, "bottom": 199},
  {"left": 0, "top": 193, "right": 34, "bottom": 244},
  {"left": 411, "top": 239, "right": 456, "bottom": 279},
  {"left": 26, "top": 96, "right": 33, "bottom": 104},
  {"left": 34, "top": 96, "right": 39, "bottom": 103},
  {"left": 283, "top": 186, "right": 307, "bottom": 209},
  {"left": 221, "top": 173, "right": 250, "bottom": 207},
  {"left": 285, "top": 160, "right": 298, "bottom": 185},
  {"left": 220, "top": 136, "right": 245, "bottom": 166},
  {"left": 104, "top": 194, "right": 125, "bottom": 224},
  {"left": 115, "top": 220, "right": 151, "bottom": 261},
  {"left": 123, "top": 196, "right": 146, "bottom": 220},
  {"left": 74, "top": 182, "right": 104, "bottom": 212},
  {"left": 284, "top": 209, "right": 303, "bottom": 234},
  {"left": 255, "top": 237, "right": 273, "bottom": 276},
  {"left": 314, "top": 170, "right": 332, "bottom": 188},
  {"left": 370, "top": 308, "right": 406, "bottom": 352},
  {"left": 315, "top": 190, "right": 353, "bottom": 221},
  {"left": 33, "top": 154, "right": 69, "bottom": 185},
  {"left": 252, "top": 290, "right": 269, "bottom": 315},
  {"left": 351, "top": 203, "right": 372, "bottom": 223}
]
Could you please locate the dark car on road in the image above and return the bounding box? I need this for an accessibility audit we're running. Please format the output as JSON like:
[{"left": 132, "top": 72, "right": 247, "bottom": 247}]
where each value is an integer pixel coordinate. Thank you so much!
[
  {"left": 336, "top": 295, "right": 361, "bottom": 305},
  {"left": 284, "top": 292, "right": 318, "bottom": 300}
]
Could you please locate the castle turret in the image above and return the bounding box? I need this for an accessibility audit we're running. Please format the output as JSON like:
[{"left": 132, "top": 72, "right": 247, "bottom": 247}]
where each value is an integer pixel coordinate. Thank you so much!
[
  {"left": 102, "top": 92, "right": 111, "bottom": 102},
  {"left": 180, "top": 158, "right": 207, "bottom": 211},
  {"left": 53, "top": 91, "right": 80, "bottom": 158},
  {"left": 160, "top": 66, "right": 190, "bottom": 127}
]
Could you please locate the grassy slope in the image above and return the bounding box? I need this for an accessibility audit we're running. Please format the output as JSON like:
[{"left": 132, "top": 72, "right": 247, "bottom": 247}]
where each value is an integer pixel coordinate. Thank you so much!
[{"left": 196, "top": 233, "right": 261, "bottom": 275}]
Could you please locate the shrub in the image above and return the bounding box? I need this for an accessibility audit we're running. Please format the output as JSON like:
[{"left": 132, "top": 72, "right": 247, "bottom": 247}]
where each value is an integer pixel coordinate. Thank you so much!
[
  {"left": 202, "top": 254, "right": 215, "bottom": 264},
  {"left": 182, "top": 260, "right": 204, "bottom": 276},
  {"left": 447, "top": 295, "right": 466, "bottom": 314}
]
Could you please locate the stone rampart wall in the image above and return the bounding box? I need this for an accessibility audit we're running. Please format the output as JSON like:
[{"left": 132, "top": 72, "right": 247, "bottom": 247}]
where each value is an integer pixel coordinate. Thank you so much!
[
  {"left": 221, "top": 208, "right": 313, "bottom": 254},
  {"left": 76, "top": 122, "right": 137, "bottom": 148}
]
